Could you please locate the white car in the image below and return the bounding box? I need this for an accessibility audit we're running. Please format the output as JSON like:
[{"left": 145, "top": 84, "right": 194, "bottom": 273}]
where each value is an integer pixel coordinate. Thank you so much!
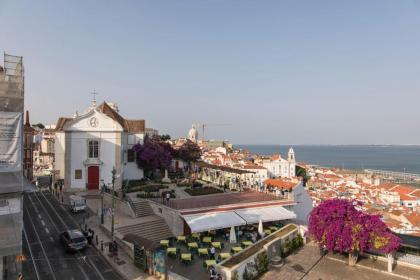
[{"left": 69, "top": 195, "right": 87, "bottom": 213}]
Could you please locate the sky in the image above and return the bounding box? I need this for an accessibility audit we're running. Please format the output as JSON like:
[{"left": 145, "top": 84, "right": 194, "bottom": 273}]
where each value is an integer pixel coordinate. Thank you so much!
[{"left": 1, "top": 0, "right": 420, "bottom": 145}]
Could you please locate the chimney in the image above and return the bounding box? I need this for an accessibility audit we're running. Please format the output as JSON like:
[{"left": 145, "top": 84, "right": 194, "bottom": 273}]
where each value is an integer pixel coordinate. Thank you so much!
[{"left": 25, "top": 110, "right": 30, "bottom": 125}]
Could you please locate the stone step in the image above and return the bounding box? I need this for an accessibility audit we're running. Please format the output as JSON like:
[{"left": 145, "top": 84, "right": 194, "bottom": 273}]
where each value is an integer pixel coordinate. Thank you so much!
[{"left": 116, "top": 215, "right": 173, "bottom": 241}]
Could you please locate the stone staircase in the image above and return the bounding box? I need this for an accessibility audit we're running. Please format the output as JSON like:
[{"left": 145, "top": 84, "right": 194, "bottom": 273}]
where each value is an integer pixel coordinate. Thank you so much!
[
  {"left": 116, "top": 215, "right": 173, "bottom": 241},
  {"left": 131, "top": 199, "right": 155, "bottom": 217}
]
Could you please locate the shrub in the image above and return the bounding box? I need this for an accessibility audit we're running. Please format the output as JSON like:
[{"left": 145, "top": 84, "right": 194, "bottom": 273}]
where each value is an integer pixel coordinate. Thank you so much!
[
  {"left": 255, "top": 252, "right": 269, "bottom": 275},
  {"left": 125, "top": 184, "right": 168, "bottom": 193},
  {"left": 184, "top": 187, "right": 223, "bottom": 196},
  {"left": 232, "top": 271, "right": 239, "bottom": 280}
]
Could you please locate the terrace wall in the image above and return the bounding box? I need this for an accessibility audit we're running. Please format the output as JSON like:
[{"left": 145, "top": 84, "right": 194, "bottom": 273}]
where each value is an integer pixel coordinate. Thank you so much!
[
  {"left": 217, "top": 224, "right": 299, "bottom": 280},
  {"left": 148, "top": 200, "right": 184, "bottom": 236}
]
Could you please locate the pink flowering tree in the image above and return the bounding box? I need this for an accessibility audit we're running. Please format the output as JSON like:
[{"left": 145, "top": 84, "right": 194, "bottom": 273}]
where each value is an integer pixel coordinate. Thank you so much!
[{"left": 308, "top": 199, "right": 400, "bottom": 266}]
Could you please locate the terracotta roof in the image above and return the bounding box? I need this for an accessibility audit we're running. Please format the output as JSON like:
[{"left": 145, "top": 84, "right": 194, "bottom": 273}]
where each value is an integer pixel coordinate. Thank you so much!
[
  {"left": 404, "top": 213, "right": 420, "bottom": 227},
  {"left": 243, "top": 165, "right": 266, "bottom": 170},
  {"left": 125, "top": 119, "right": 145, "bottom": 133},
  {"left": 400, "top": 193, "right": 417, "bottom": 201},
  {"left": 196, "top": 161, "right": 255, "bottom": 174},
  {"left": 55, "top": 117, "right": 73, "bottom": 131},
  {"left": 97, "top": 102, "right": 145, "bottom": 133},
  {"left": 391, "top": 185, "right": 415, "bottom": 195},
  {"left": 271, "top": 155, "right": 281, "bottom": 161},
  {"left": 55, "top": 102, "right": 145, "bottom": 133},
  {"left": 263, "top": 179, "right": 298, "bottom": 190},
  {"left": 409, "top": 189, "right": 420, "bottom": 199}
]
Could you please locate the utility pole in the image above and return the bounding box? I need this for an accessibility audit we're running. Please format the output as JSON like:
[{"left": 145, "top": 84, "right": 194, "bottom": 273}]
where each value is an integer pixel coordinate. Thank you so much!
[{"left": 111, "top": 167, "right": 116, "bottom": 241}]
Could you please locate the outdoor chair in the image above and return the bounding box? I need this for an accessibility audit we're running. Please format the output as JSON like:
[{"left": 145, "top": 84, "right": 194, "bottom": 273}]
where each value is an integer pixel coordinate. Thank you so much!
[
  {"left": 198, "top": 248, "right": 209, "bottom": 257},
  {"left": 204, "top": 259, "right": 217, "bottom": 270},
  {"left": 167, "top": 247, "right": 177, "bottom": 257},
  {"left": 180, "top": 253, "right": 193, "bottom": 264}
]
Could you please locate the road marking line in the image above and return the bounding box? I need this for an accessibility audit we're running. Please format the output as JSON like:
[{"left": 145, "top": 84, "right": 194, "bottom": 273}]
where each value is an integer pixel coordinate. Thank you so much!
[
  {"left": 24, "top": 200, "right": 57, "bottom": 280},
  {"left": 38, "top": 214, "right": 42, "bottom": 219},
  {"left": 86, "top": 257, "right": 106, "bottom": 280},
  {"left": 50, "top": 237, "right": 54, "bottom": 242},
  {"left": 23, "top": 226, "right": 41, "bottom": 280},
  {"left": 45, "top": 227, "right": 50, "bottom": 234},
  {"left": 41, "top": 220, "right": 45, "bottom": 226}
]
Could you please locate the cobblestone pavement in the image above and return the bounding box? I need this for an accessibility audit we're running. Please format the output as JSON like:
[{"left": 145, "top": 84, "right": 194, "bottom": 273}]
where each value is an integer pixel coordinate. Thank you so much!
[{"left": 261, "top": 244, "right": 411, "bottom": 280}]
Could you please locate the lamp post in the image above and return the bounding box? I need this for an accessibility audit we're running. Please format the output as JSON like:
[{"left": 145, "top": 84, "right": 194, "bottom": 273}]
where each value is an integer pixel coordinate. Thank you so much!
[
  {"left": 100, "top": 179, "right": 105, "bottom": 225},
  {"left": 111, "top": 167, "right": 117, "bottom": 242}
]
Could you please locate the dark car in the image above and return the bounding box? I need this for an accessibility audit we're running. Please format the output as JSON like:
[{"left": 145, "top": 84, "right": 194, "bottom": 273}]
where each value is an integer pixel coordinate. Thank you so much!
[{"left": 60, "top": 229, "right": 88, "bottom": 252}]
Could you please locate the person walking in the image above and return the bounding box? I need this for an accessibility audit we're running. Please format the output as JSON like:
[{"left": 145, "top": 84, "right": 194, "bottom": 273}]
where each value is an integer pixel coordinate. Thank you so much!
[{"left": 210, "top": 246, "right": 216, "bottom": 259}]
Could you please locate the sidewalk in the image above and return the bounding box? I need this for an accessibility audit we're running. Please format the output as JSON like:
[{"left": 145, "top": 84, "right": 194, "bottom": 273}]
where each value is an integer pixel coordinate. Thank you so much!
[
  {"left": 84, "top": 214, "right": 157, "bottom": 280},
  {"left": 327, "top": 253, "right": 420, "bottom": 280},
  {"left": 71, "top": 192, "right": 157, "bottom": 280}
]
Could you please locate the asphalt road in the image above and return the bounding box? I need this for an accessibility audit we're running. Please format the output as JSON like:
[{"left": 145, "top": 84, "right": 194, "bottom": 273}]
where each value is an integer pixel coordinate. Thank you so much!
[{"left": 21, "top": 190, "right": 123, "bottom": 280}]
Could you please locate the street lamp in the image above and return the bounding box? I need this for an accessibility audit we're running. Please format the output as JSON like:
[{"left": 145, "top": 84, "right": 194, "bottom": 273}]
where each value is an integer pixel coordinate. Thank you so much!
[
  {"left": 100, "top": 179, "right": 105, "bottom": 225},
  {"left": 111, "top": 167, "right": 118, "bottom": 242}
]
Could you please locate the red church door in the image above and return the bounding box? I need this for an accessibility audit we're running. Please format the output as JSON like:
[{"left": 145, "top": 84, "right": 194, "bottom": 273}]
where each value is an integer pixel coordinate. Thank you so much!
[{"left": 87, "top": 166, "right": 99, "bottom": 190}]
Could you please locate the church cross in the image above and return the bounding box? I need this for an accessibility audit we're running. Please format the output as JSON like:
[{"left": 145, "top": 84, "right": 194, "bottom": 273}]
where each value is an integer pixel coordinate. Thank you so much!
[{"left": 91, "top": 90, "right": 99, "bottom": 106}]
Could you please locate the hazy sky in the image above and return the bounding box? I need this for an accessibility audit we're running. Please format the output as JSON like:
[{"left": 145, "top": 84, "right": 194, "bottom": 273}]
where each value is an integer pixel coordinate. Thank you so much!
[{"left": 1, "top": 0, "right": 420, "bottom": 145}]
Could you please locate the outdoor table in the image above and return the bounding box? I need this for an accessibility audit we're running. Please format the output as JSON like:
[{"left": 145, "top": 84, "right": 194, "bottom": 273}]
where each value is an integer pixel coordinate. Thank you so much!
[
  {"left": 242, "top": 241, "right": 253, "bottom": 247},
  {"left": 177, "top": 235, "right": 186, "bottom": 243},
  {"left": 220, "top": 252, "right": 231, "bottom": 260},
  {"left": 202, "top": 236, "right": 212, "bottom": 244},
  {"left": 160, "top": 240, "right": 170, "bottom": 247},
  {"left": 205, "top": 259, "right": 217, "bottom": 269},
  {"left": 211, "top": 242, "right": 222, "bottom": 249},
  {"left": 264, "top": 229, "right": 272, "bottom": 235},
  {"left": 198, "top": 248, "right": 209, "bottom": 256},
  {"left": 231, "top": 247, "right": 242, "bottom": 253},
  {"left": 187, "top": 242, "right": 199, "bottom": 250},
  {"left": 269, "top": 226, "right": 278, "bottom": 231},
  {"left": 167, "top": 247, "right": 177, "bottom": 256},
  {"left": 181, "top": 253, "right": 192, "bottom": 262},
  {"left": 192, "top": 233, "right": 201, "bottom": 240}
]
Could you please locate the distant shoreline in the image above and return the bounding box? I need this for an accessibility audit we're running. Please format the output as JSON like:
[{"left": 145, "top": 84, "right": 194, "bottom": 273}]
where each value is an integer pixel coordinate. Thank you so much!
[{"left": 236, "top": 144, "right": 420, "bottom": 174}]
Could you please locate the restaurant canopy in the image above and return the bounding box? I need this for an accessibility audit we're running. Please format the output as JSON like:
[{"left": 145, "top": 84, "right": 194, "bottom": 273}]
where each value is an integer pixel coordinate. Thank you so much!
[
  {"left": 182, "top": 211, "right": 246, "bottom": 233},
  {"left": 235, "top": 206, "right": 296, "bottom": 224},
  {"left": 182, "top": 205, "right": 297, "bottom": 233}
]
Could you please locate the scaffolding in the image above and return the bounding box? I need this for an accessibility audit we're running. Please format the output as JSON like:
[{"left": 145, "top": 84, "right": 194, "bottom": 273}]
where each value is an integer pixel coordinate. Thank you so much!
[
  {"left": 0, "top": 53, "right": 24, "bottom": 112},
  {"left": 0, "top": 52, "right": 24, "bottom": 262}
]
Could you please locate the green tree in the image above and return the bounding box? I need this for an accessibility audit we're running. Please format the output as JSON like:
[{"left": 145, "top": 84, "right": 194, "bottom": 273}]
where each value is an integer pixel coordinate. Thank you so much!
[{"left": 296, "top": 165, "right": 309, "bottom": 186}]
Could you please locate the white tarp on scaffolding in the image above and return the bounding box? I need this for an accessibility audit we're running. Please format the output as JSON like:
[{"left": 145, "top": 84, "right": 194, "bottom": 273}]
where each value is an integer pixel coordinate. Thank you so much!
[
  {"left": 235, "top": 206, "right": 296, "bottom": 224},
  {"left": 0, "top": 112, "right": 21, "bottom": 172},
  {"left": 182, "top": 211, "right": 246, "bottom": 233}
]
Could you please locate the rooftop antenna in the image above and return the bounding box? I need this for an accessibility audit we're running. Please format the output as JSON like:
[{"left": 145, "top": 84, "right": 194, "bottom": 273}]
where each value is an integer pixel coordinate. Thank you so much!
[{"left": 91, "top": 89, "right": 99, "bottom": 107}]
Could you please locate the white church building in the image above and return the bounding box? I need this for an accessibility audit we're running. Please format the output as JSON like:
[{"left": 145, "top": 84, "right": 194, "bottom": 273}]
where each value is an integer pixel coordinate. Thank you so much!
[
  {"left": 54, "top": 101, "right": 145, "bottom": 191},
  {"left": 262, "top": 148, "right": 296, "bottom": 178}
]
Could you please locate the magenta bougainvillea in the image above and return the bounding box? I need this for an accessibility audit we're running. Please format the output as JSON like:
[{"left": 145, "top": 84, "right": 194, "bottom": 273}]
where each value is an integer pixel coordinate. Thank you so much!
[
  {"left": 308, "top": 199, "right": 400, "bottom": 255},
  {"left": 132, "top": 136, "right": 174, "bottom": 177}
]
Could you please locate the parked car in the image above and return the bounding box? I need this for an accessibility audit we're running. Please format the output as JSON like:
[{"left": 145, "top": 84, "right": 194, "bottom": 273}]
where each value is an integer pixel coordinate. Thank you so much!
[
  {"left": 69, "top": 195, "right": 87, "bottom": 213},
  {"left": 60, "top": 229, "right": 88, "bottom": 252}
]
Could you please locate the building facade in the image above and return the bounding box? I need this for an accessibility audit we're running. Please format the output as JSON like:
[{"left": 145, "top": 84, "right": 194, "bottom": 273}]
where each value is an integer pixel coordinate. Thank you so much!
[
  {"left": 261, "top": 147, "right": 296, "bottom": 178},
  {"left": 54, "top": 102, "right": 146, "bottom": 191}
]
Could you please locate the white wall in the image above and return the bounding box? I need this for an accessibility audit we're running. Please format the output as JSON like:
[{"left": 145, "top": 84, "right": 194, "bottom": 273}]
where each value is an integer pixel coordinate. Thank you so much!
[
  {"left": 291, "top": 182, "right": 313, "bottom": 225},
  {"left": 122, "top": 133, "right": 144, "bottom": 181},
  {"left": 54, "top": 132, "right": 65, "bottom": 179}
]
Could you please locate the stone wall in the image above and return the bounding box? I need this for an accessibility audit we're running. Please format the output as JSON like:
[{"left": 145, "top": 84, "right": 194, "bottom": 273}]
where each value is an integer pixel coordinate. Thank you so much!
[
  {"left": 217, "top": 224, "right": 299, "bottom": 280},
  {"left": 148, "top": 200, "right": 184, "bottom": 236},
  {"left": 103, "top": 193, "right": 135, "bottom": 218}
]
